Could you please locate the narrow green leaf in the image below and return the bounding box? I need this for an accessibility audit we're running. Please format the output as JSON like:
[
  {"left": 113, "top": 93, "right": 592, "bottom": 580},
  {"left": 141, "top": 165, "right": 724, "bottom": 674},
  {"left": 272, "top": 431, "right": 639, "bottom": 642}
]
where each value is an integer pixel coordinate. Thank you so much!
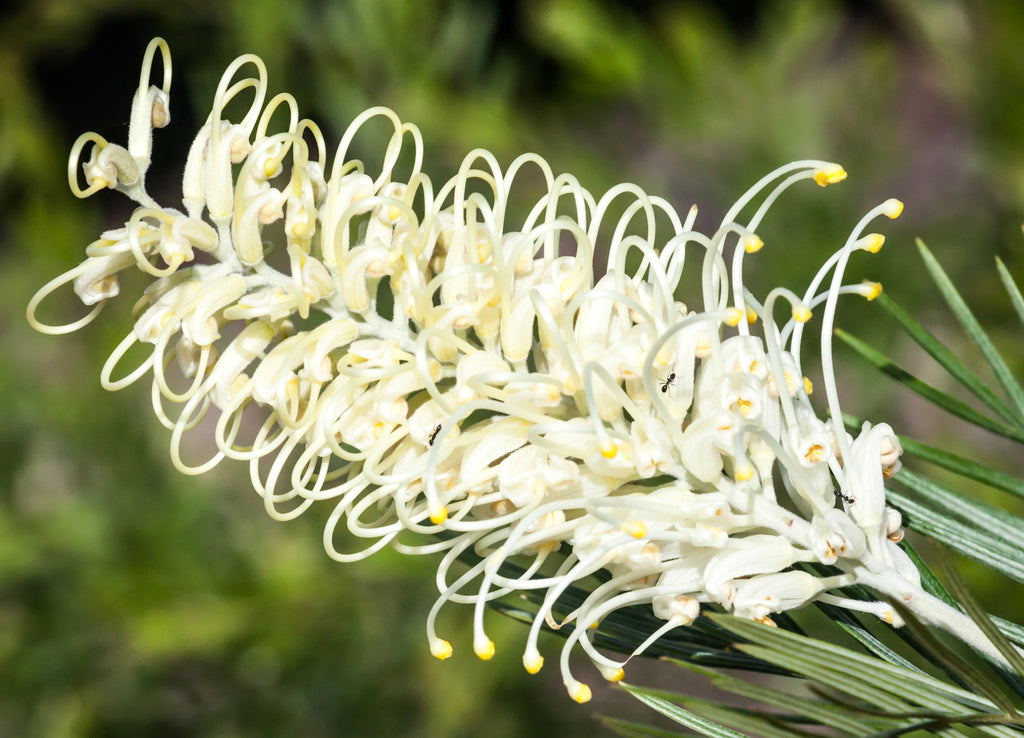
[
  {"left": 697, "top": 668, "right": 887, "bottom": 735},
  {"left": 930, "top": 540, "right": 1024, "bottom": 699},
  {"left": 711, "top": 615, "right": 997, "bottom": 712},
  {"left": 600, "top": 714, "right": 686, "bottom": 738},
  {"left": 898, "top": 542, "right": 1024, "bottom": 654},
  {"left": 917, "top": 239, "right": 1024, "bottom": 421},
  {"left": 734, "top": 643, "right": 911, "bottom": 712},
  {"left": 811, "top": 691, "right": 995, "bottom": 738},
  {"left": 887, "top": 488, "right": 1024, "bottom": 583},
  {"left": 897, "top": 434, "right": 1024, "bottom": 501},
  {"left": 882, "top": 716, "right": 1024, "bottom": 738},
  {"left": 805, "top": 553, "right": 979, "bottom": 687},
  {"left": 892, "top": 599, "right": 1018, "bottom": 716},
  {"left": 898, "top": 539, "right": 957, "bottom": 607},
  {"left": 662, "top": 656, "right": 893, "bottom": 735},
  {"left": 815, "top": 601, "right": 920, "bottom": 671},
  {"left": 979, "top": 720, "right": 1024, "bottom": 738},
  {"left": 863, "top": 715, "right": 983, "bottom": 738},
  {"left": 995, "top": 256, "right": 1024, "bottom": 329},
  {"left": 834, "top": 329, "right": 1024, "bottom": 442},
  {"left": 874, "top": 290, "right": 1022, "bottom": 428},
  {"left": 623, "top": 684, "right": 819, "bottom": 738},
  {"left": 622, "top": 684, "right": 747, "bottom": 738},
  {"left": 895, "top": 469, "right": 1024, "bottom": 555},
  {"left": 993, "top": 617, "right": 1024, "bottom": 651},
  {"left": 682, "top": 697, "right": 829, "bottom": 738}
]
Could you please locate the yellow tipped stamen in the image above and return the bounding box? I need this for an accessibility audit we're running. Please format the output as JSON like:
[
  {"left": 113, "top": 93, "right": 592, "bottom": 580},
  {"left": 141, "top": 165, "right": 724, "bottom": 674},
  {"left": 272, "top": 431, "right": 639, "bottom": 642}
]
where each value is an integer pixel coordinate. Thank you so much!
[
  {"left": 791, "top": 304, "right": 812, "bottom": 323},
  {"left": 882, "top": 198, "right": 904, "bottom": 219},
  {"left": 523, "top": 652, "right": 544, "bottom": 674},
  {"left": 430, "top": 639, "right": 453, "bottom": 660},
  {"left": 736, "top": 398, "right": 753, "bottom": 417},
  {"left": 602, "top": 667, "right": 625, "bottom": 683},
  {"left": 803, "top": 377, "right": 813, "bottom": 395},
  {"left": 622, "top": 521, "right": 646, "bottom": 538},
  {"left": 735, "top": 464, "right": 754, "bottom": 481},
  {"left": 814, "top": 164, "right": 847, "bottom": 187},
  {"left": 805, "top": 444, "right": 825, "bottom": 464},
  {"left": 429, "top": 505, "right": 448, "bottom": 525},
  {"left": 783, "top": 371, "right": 798, "bottom": 395},
  {"left": 568, "top": 682, "right": 592, "bottom": 704},
  {"left": 600, "top": 441, "right": 617, "bottom": 459},
  {"left": 859, "top": 233, "right": 885, "bottom": 254},
  {"left": 746, "top": 306, "right": 758, "bottom": 325},
  {"left": 860, "top": 281, "right": 883, "bottom": 301},
  {"left": 387, "top": 205, "right": 402, "bottom": 221},
  {"left": 724, "top": 307, "right": 744, "bottom": 327},
  {"left": 744, "top": 234, "right": 764, "bottom": 253},
  {"left": 588, "top": 620, "right": 599, "bottom": 630},
  {"left": 475, "top": 639, "right": 496, "bottom": 660}
]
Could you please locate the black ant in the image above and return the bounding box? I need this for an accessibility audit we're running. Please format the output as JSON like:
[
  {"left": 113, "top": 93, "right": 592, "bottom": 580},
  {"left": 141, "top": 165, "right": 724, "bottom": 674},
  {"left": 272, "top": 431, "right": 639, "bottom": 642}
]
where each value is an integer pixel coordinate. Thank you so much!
[
  {"left": 834, "top": 489, "right": 855, "bottom": 505},
  {"left": 660, "top": 373, "right": 676, "bottom": 393},
  {"left": 428, "top": 424, "right": 442, "bottom": 446}
]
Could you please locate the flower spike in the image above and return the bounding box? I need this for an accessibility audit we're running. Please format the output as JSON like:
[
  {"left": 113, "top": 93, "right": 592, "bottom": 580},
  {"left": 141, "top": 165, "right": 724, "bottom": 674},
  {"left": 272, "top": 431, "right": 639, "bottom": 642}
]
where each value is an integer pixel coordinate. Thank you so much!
[{"left": 30, "top": 39, "right": 1015, "bottom": 698}]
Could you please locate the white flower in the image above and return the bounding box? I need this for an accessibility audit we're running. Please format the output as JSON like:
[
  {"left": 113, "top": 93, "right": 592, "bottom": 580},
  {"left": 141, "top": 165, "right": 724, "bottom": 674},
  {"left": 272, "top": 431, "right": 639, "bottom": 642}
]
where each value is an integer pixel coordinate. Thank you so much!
[
  {"left": 34, "top": 37, "right": 998, "bottom": 702},
  {"left": 732, "top": 571, "right": 826, "bottom": 621}
]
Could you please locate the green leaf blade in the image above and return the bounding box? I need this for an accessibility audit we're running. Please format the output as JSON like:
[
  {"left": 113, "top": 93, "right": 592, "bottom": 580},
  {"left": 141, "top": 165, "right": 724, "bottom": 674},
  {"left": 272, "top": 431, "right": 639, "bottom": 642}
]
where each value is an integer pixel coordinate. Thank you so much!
[
  {"left": 873, "top": 290, "right": 1022, "bottom": 428},
  {"left": 898, "top": 434, "right": 1024, "bottom": 502},
  {"left": 917, "top": 239, "right": 1024, "bottom": 422},
  {"left": 995, "top": 256, "right": 1024, "bottom": 329},
  {"left": 709, "top": 615, "right": 1000, "bottom": 713},
  {"left": 622, "top": 684, "right": 748, "bottom": 738},
  {"left": 834, "top": 329, "right": 1024, "bottom": 442},
  {"left": 887, "top": 487, "right": 1024, "bottom": 584},
  {"left": 894, "top": 469, "right": 1024, "bottom": 556}
]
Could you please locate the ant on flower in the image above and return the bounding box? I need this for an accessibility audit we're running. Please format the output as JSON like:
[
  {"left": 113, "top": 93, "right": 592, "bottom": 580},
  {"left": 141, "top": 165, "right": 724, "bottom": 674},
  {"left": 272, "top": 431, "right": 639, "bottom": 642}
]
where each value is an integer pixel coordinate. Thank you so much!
[{"left": 660, "top": 373, "right": 676, "bottom": 393}]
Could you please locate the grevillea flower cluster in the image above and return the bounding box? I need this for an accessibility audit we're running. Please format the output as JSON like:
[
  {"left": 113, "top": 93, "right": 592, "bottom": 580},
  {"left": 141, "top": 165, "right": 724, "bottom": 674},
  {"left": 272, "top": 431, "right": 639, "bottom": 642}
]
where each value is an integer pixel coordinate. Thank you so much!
[{"left": 29, "top": 39, "right": 1006, "bottom": 702}]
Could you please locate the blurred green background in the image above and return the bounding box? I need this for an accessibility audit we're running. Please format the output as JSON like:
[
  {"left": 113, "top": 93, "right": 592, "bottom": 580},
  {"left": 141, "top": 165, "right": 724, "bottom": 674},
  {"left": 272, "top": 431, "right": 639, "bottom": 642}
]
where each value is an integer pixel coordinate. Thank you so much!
[{"left": 3, "top": 1, "right": 1024, "bottom": 736}]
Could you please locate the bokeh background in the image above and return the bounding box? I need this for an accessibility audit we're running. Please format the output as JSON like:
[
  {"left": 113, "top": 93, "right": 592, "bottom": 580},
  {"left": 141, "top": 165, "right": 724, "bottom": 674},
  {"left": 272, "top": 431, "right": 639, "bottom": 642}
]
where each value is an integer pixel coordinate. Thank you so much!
[{"left": 3, "top": 1, "right": 1024, "bottom": 736}]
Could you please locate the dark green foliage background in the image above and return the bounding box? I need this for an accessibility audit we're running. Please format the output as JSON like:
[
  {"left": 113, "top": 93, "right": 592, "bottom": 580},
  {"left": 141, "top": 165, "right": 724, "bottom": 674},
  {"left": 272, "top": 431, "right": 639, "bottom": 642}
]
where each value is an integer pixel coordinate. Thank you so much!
[{"left": 3, "top": 1, "right": 1024, "bottom": 736}]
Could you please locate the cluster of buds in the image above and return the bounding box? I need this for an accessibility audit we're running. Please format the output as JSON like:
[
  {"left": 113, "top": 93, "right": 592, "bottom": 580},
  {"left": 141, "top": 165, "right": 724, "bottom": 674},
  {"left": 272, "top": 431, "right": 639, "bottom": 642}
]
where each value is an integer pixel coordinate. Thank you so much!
[{"left": 30, "top": 39, "right": 991, "bottom": 703}]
